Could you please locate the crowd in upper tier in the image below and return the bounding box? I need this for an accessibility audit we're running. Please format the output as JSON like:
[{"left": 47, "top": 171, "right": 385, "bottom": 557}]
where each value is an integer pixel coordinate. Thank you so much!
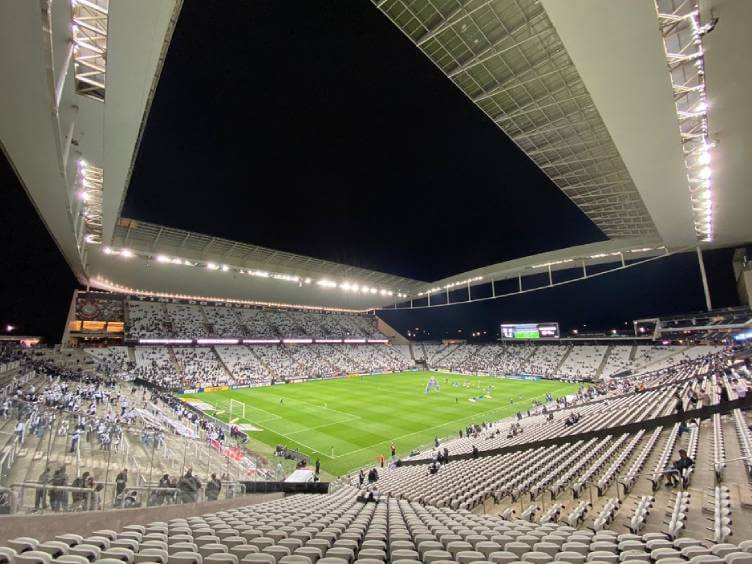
[
  {"left": 418, "top": 342, "right": 721, "bottom": 380},
  {"left": 125, "top": 299, "right": 385, "bottom": 340}
]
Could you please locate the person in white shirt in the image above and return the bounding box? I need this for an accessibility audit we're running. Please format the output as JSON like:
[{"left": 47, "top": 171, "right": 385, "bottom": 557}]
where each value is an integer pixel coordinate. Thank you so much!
[
  {"left": 15, "top": 420, "right": 25, "bottom": 444},
  {"left": 734, "top": 378, "right": 748, "bottom": 399}
]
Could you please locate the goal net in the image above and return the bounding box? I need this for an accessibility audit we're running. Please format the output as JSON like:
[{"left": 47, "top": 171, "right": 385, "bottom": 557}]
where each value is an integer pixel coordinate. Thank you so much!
[{"left": 228, "top": 398, "right": 246, "bottom": 421}]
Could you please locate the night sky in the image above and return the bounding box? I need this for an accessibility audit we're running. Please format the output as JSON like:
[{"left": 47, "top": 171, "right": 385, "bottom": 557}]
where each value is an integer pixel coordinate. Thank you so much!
[{"left": 0, "top": 0, "right": 742, "bottom": 342}]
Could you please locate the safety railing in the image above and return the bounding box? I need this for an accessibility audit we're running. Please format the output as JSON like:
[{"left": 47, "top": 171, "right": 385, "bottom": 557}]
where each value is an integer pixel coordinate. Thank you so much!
[{"left": 4, "top": 477, "right": 246, "bottom": 515}]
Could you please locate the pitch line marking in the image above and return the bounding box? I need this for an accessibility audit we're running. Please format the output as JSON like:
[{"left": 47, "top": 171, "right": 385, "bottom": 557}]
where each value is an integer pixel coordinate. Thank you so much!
[
  {"left": 259, "top": 392, "right": 363, "bottom": 423},
  {"left": 224, "top": 398, "right": 359, "bottom": 455},
  {"left": 285, "top": 415, "right": 361, "bottom": 436},
  {"left": 331, "top": 382, "right": 577, "bottom": 458},
  {"left": 231, "top": 412, "right": 327, "bottom": 456}
]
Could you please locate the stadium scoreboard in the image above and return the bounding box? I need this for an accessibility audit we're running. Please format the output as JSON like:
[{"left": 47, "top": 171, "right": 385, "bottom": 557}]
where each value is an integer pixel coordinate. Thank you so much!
[{"left": 501, "top": 322, "right": 559, "bottom": 340}]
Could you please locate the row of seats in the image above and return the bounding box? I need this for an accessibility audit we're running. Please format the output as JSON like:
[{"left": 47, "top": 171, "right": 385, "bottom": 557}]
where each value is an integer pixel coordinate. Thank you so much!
[{"left": 4, "top": 488, "right": 752, "bottom": 564}]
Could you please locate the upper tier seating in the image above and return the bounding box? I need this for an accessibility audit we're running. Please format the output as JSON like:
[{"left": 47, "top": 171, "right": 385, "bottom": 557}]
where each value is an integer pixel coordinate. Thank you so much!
[
  {"left": 125, "top": 300, "right": 386, "bottom": 340},
  {"left": 418, "top": 343, "right": 721, "bottom": 382}
]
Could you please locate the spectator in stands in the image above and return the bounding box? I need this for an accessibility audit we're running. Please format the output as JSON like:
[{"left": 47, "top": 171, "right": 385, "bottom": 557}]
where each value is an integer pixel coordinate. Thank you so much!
[
  {"left": 70, "top": 426, "right": 81, "bottom": 453},
  {"left": 734, "top": 378, "right": 748, "bottom": 399},
  {"left": 178, "top": 468, "right": 201, "bottom": 503},
  {"left": 205, "top": 473, "right": 221, "bottom": 501},
  {"left": 152, "top": 473, "right": 172, "bottom": 506},
  {"left": 14, "top": 420, "right": 24, "bottom": 444},
  {"left": 699, "top": 388, "right": 712, "bottom": 405},
  {"left": 50, "top": 465, "right": 68, "bottom": 511},
  {"left": 90, "top": 483, "right": 104, "bottom": 511},
  {"left": 34, "top": 467, "right": 50, "bottom": 511},
  {"left": 358, "top": 469, "right": 365, "bottom": 487},
  {"left": 115, "top": 468, "right": 128, "bottom": 496},
  {"left": 115, "top": 490, "right": 140, "bottom": 508},
  {"left": 674, "top": 391, "right": 684, "bottom": 415},
  {"left": 71, "top": 471, "right": 90, "bottom": 511},
  {"left": 666, "top": 448, "right": 694, "bottom": 487},
  {"left": 720, "top": 383, "right": 730, "bottom": 403}
]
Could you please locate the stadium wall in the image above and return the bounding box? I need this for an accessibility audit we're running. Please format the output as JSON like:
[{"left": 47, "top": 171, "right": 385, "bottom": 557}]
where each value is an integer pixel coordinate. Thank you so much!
[{"left": 0, "top": 492, "right": 282, "bottom": 545}]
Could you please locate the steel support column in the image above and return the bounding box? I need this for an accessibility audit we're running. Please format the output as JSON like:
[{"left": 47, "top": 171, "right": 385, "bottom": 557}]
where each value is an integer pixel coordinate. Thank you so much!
[{"left": 696, "top": 247, "right": 712, "bottom": 311}]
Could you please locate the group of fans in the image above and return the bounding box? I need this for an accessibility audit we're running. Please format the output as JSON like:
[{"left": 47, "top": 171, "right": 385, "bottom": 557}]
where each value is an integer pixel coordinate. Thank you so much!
[{"left": 0, "top": 350, "right": 253, "bottom": 513}]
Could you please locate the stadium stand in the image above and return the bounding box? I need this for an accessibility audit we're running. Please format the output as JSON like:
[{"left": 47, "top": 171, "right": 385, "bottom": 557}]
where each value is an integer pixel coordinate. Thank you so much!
[
  {"left": 125, "top": 299, "right": 386, "bottom": 341},
  {"left": 557, "top": 346, "right": 608, "bottom": 380},
  {"left": 416, "top": 342, "right": 720, "bottom": 382},
  {"left": 172, "top": 348, "right": 230, "bottom": 387},
  {"left": 213, "top": 348, "right": 269, "bottom": 385},
  {"left": 0, "top": 355, "right": 264, "bottom": 517},
  {"left": 601, "top": 346, "right": 634, "bottom": 378},
  {"left": 132, "top": 343, "right": 411, "bottom": 389},
  {"left": 3, "top": 305, "right": 751, "bottom": 547},
  {"left": 2, "top": 332, "right": 752, "bottom": 553},
  {"left": 329, "top": 348, "right": 752, "bottom": 544},
  {"left": 84, "top": 348, "right": 131, "bottom": 374},
  {"left": 3, "top": 479, "right": 752, "bottom": 563}
]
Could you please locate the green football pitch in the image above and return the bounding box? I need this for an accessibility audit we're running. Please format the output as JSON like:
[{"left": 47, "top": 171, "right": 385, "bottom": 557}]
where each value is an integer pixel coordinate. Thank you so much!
[{"left": 180, "top": 371, "right": 578, "bottom": 476}]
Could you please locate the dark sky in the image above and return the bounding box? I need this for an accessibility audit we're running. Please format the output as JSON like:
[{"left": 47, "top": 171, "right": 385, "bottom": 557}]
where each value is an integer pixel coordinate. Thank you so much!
[
  {"left": 0, "top": 153, "right": 79, "bottom": 343},
  {"left": 378, "top": 248, "right": 740, "bottom": 340},
  {"left": 123, "top": 0, "right": 606, "bottom": 282},
  {"left": 0, "top": 0, "right": 742, "bottom": 343}
]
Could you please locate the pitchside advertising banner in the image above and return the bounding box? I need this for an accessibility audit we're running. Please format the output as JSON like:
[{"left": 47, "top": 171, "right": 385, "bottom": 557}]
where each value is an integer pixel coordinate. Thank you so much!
[{"left": 500, "top": 322, "right": 559, "bottom": 340}]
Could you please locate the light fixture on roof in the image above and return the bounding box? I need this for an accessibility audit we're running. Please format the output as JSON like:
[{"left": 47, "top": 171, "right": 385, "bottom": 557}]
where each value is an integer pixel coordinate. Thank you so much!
[
  {"left": 71, "top": 0, "right": 108, "bottom": 102},
  {"left": 76, "top": 160, "right": 103, "bottom": 246},
  {"left": 656, "top": 1, "right": 714, "bottom": 241}
]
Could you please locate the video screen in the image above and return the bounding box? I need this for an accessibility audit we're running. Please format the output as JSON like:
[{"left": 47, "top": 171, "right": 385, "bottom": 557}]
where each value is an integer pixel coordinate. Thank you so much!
[{"left": 501, "top": 322, "right": 559, "bottom": 339}]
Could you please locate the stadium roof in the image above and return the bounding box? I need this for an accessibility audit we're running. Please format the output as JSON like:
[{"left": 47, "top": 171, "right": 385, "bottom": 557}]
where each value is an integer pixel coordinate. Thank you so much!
[{"left": 1, "top": 0, "right": 750, "bottom": 311}]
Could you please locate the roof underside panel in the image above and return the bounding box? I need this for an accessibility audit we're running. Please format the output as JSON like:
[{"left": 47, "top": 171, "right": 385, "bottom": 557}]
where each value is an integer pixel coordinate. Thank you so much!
[
  {"left": 372, "top": 0, "right": 660, "bottom": 240},
  {"left": 111, "top": 218, "right": 425, "bottom": 291}
]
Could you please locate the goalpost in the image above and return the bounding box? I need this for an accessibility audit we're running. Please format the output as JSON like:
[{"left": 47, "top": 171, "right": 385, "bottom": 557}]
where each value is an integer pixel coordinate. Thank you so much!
[{"left": 228, "top": 399, "right": 246, "bottom": 421}]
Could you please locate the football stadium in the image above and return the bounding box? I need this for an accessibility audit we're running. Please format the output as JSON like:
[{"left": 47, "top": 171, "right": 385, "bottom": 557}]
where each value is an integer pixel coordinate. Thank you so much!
[{"left": 2, "top": 0, "right": 752, "bottom": 561}]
